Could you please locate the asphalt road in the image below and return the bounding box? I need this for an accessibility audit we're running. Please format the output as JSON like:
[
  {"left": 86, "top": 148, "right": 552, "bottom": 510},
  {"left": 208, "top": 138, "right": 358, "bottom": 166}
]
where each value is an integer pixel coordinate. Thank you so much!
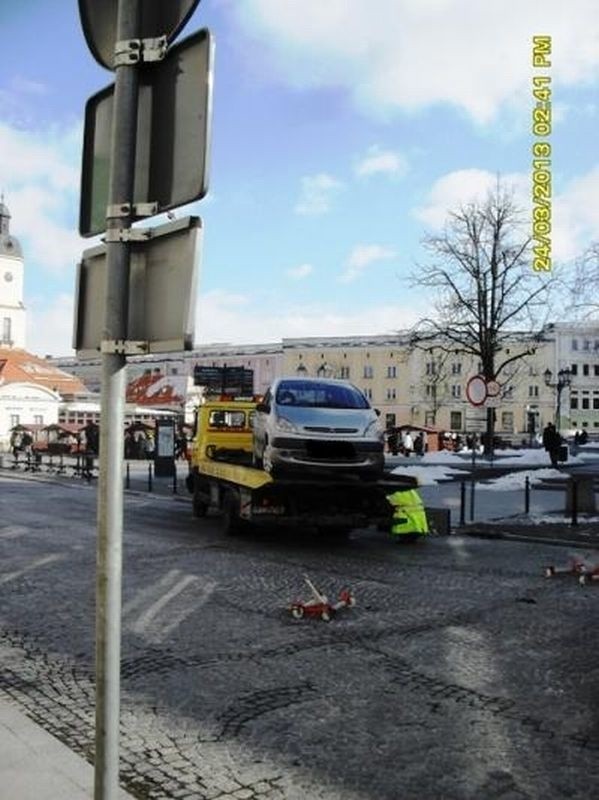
[{"left": 1, "top": 473, "right": 599, "bottom": 799}]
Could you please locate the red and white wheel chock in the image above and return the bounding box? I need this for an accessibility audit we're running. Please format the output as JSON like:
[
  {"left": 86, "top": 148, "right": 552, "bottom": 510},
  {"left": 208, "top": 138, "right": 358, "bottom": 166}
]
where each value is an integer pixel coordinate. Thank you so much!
[
  {"left": 289, "top": 575, "right": 355, "bottom": 621},
  {"left": 544, "top": 557, "right": 599, "bottom": 586}
]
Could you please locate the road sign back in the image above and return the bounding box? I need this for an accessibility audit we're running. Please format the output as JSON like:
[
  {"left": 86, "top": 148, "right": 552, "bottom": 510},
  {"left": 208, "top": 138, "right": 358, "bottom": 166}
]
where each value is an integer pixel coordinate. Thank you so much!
[
  {"left": 79, "top": 0, "right": 201, "bottom": 70},
  {"left": 80, "top": 29, "right": 213, "bottom": 237}
]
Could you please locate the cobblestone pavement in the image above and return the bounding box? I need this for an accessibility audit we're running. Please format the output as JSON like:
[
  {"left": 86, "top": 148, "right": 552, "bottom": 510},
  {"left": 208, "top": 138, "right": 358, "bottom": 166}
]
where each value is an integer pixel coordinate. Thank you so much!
[{"left": 1, "top": 473, "right": 599, "bottom": 799}]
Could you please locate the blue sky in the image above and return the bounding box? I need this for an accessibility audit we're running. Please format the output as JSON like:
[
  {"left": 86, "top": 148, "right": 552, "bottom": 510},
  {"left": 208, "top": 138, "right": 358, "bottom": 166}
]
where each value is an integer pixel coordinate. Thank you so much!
[{"left": 2, "top": 0, "right": 599, "bottom": 356}]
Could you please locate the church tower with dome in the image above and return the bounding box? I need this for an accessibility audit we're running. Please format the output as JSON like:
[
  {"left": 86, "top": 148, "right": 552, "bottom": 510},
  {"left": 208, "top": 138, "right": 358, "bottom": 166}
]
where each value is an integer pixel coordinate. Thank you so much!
[{"left": 0, "top": 197, "right": 26, "bottom": 349}]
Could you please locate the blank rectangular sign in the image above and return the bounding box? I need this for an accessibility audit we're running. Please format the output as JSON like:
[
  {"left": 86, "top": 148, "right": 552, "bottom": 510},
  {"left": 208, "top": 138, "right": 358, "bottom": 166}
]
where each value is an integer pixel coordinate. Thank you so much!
[
  {"left": 80, "top": 29, "right": 213, "bottom": 237},
  {"left": 73, "top": 216, "right": 202, "bottom": 358}
]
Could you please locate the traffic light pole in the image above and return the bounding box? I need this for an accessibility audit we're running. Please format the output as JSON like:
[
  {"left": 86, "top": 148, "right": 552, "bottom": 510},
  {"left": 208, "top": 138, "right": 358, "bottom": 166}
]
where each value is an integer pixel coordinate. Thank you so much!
[{"left": 95, "top": 1, "right": 140, "bottom": 798}]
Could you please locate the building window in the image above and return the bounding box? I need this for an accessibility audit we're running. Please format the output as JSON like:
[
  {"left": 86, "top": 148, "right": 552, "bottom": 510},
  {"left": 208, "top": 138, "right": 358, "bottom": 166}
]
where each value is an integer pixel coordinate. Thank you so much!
[
  {"left": 10, "top": 414, "right": 19, "bottom": 427},
  {"left": 363, "top": 365, "right": 374, "bottom": 379},
  {"left": 528, "top": 385, "right": 539, "bottom": 397},
  {"left": 385, "top": 413, "right": 396, "bottom": 428},
  {"left": 34, "top": 415, "right": 43, "bottom": 425},
  {"left": 450, "top": 411, "right": 462, "bottom": 430},
  {"left": 572, "top": 339, "right": 578, "bottom": 350},
  {"left": 386, "top": 365, "right": 397, "bottom": 378},
  {"left": 583, "top": 340, "right": 591, "bottom": 351},
  {"left": 386, "top": 388, "right": 396, "bottom": 400},
  {"left": 594, "top": 365, "right": 599, "bottom": 376},
  {"left": 339, "top": 366, "right": 350, "bottom": 379},
  {"left": 501, "top": 412, "right": 514, "bottom": 432},
  {"left": 2, "top": 317, "right": 11, "bottom": 343},
  {"left": 451, "top": 362, "right": 462, "bottom": 375},
  {"left": 451, "top": 384, "right": 461, "bottom": 398},
  {"left": 425, "top": 361, "right": 437, "bottom": 375},
  {"left": 425, "top": 384, "right": 436, "bottom": 398},
  {"left": 503, "top": 385, "right": 513, "bottom": 399},
  {"left": 583, "top": 364, "right": 590, "bottom": 376},
  {"left": 425, "top": 411, "right": 436, "bottom": 426},
  {"left": 593, "top": 397, "right": 599, "bottom": 410},
  {"left": 582, "top": 397, "right": 590, "bottom": 409},
  {"left": 363, "top": 387, "right": 373, "bottom": 400},
  {"left": 571, "top": 364, "right": 578, "bottom": 375},
  {"left": 571, "top": 397, "right": 579, "bottom": 409}
]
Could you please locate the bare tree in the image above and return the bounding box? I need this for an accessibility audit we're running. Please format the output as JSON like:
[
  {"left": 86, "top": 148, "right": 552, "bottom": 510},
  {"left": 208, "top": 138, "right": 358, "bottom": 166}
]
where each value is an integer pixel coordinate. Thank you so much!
[
  {"left": 565, "top": 244, "right": 599, "bottom": 319},
  {"left": 410, "top": 186, "right": 553, "bottom": 453}
]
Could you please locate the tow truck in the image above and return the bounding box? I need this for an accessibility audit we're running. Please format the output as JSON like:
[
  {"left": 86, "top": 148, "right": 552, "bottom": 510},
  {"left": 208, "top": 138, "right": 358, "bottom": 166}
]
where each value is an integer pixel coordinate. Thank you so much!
[{"left": 186, "top": 394, "right": 417, "bottom": 538}]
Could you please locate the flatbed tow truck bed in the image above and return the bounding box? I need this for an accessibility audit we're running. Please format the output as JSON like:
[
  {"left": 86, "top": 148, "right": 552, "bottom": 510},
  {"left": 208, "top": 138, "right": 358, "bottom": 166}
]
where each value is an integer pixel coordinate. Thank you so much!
[{"left": 188, "top": 459, "right": 418, "bottom": 537}]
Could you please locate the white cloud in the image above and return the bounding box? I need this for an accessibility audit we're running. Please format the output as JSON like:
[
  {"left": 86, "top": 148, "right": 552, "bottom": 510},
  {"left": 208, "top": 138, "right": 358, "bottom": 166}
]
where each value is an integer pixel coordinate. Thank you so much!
[
  {"left": 355, "top": 146, "right": 408, "bottom": 178},
  {"left": 195, "top": 288, "right": 426, "bottom": 344},
  {"left": 339, "top": 244, "right": 396, "bottom": 283},
  {"left": 286, "top": 263, "right": 313, "bottom": 280},
  {"left": 0, "top": 121, "right": 83, "bottom": 276},
  {"left": 552, "top": 166, "right": 599, "bottom": 260},
  {"left": 26, "top": 293, "right": 75, "bottom": 358},
  {"left": 414, "top": 169, "right": 530, "bottom": 229},
  {"left": 413, "top": 164, "right": 599, "bottom": 262},
  {"left": 233, "top": 1, "right": 599, "bottom": 123},
  {"left": 294, "top": 173, "right": 344, "bottom": 215}
]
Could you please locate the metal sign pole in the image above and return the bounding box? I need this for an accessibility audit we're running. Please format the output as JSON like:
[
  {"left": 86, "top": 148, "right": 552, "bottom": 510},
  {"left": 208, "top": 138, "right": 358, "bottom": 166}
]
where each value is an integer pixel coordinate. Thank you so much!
[{"left": 95, "top": 0, "right": 140, "bottom": 798}]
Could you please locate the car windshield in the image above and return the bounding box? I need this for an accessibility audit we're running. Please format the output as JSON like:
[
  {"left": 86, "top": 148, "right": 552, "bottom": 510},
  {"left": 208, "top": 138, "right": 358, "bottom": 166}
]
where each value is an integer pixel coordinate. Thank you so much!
[{"left": 275, "top": 381, "right": 369, "bottom": 409}]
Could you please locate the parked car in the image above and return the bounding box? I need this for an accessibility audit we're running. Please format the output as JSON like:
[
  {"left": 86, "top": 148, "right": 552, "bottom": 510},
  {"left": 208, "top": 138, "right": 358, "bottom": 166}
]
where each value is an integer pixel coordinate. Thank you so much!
[{"left": 252, "top": 377, "right": 385, "bottom": 477}]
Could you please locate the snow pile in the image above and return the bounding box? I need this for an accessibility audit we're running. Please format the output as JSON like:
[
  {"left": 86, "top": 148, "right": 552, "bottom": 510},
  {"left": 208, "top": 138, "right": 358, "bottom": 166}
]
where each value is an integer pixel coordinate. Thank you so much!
[
  {"left": 420, "top": 448, "right": 589, "bottom": 467},
  {"left": 391, "top": 465, "right": 463, "bottom": 485},
  {"left": 477, "top": 468, "right": 563, "bottom": 491}
]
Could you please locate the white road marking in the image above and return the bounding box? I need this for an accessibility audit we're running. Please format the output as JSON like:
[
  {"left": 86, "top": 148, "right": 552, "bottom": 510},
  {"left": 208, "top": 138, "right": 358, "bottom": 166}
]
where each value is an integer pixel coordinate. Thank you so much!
[
  {"left": 124, "top": 569, "right": 217, "bottom": 642},
  {"left": 0, "top": 554, "right": 64, "bottom": 586}
]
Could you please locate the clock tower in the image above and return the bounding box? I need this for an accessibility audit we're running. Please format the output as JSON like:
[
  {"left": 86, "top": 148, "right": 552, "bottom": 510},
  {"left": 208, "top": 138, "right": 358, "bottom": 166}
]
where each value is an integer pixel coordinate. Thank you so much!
[{"left": 0, "top": 198, "right": 26, "bottom": 349}]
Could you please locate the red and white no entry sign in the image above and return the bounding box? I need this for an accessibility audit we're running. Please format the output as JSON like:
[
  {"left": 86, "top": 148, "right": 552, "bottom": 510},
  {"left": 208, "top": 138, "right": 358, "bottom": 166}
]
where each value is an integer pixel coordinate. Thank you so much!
[{"left": 466, "top": 375, "right": 487, "bottom": 406}]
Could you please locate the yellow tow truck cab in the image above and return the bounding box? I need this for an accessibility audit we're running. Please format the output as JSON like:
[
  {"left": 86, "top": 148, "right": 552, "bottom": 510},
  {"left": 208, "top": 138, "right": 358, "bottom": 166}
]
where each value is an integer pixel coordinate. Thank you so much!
[{"left": 189, "top": 395, "right": 258, "bottom": 465}]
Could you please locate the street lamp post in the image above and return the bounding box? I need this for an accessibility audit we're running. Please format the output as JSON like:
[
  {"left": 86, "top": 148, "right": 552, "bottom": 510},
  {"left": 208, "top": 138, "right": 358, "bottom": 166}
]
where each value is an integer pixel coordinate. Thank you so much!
[{"left": 543, "top": 368, "right": 572, "bottom": 431}]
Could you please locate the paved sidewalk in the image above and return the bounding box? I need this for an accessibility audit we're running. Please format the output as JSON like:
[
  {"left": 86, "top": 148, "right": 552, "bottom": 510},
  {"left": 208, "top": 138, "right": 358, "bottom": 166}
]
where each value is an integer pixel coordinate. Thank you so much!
[
  {"left": 457, "top": 517, "right": 599, "bottom": 549},
  {"left": 0, "top": 695, "right": 133, "bottom": 800}
]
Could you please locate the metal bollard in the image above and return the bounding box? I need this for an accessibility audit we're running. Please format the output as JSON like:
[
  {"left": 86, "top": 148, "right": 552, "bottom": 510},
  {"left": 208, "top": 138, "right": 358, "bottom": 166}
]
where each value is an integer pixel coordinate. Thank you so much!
[
  {"left": 125, "top": 462, "right": 130, "bottom": 489},
  {"left": 459, "top": 481, "right": 466, "bottom": 526},
  {"left": 172, "top": 467, "right": 178, "bottom": 495},
  {"left": 469, "top": 477, "right": 476, "bottom": 522},
  {"left": 148, "top": 462, "right": 153, "bottom": 492},
  {"left": 571, "top": 479, "right": 578, "bottom": 527},
  {"left": 525, "top": 476, "right": 530, "bottom": 515}
]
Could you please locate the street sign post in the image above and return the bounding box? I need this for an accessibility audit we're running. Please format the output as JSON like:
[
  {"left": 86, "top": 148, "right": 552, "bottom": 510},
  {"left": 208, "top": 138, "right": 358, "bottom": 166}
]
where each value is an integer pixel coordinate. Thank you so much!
[
  {"left": 78, "top": 0, "right": 200, "bottom": 70},
  {"left": 76, "top": 2, "right": 209, "bottom": 798},
  {"left": 80, "top": 29, "right": 213, "bottom": 237}
]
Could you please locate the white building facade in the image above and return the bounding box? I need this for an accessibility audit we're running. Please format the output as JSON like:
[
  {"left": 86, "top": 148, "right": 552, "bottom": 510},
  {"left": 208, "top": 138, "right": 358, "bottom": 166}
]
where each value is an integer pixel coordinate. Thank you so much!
[{"left": 0, "top": 199, "right": 26, "bottom": 349}]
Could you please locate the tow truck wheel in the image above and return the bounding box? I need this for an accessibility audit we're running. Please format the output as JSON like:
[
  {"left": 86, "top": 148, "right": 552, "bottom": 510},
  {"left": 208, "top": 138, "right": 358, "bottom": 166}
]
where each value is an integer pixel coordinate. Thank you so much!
[
  {"left": 192, "top": 492, "right": 208, "bottom": 518},
  {"left": 222, "top": 491, "right": 243, "bottom": 536}
]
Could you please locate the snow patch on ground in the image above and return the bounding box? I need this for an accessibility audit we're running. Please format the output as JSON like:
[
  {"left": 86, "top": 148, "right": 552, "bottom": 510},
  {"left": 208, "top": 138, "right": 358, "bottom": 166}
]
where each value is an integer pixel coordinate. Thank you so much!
[
  {"left": 391, "top": 465, "right": 463, "bottom": 485},
  {"left": 477, "top": 469, "right": 564, "bottom": 491},
  {"left": 421, "top": 448, "right": 591, "bottom": 467}
]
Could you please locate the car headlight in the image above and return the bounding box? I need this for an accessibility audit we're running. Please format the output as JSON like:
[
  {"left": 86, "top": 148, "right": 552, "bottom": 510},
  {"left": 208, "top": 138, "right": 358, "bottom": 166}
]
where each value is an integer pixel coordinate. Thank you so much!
[
  {"left": 365, "top": 419, "right": 383, "bottom": 438},
  {"left": 275, "top": 414, "right": 298, "bottom": 433}
]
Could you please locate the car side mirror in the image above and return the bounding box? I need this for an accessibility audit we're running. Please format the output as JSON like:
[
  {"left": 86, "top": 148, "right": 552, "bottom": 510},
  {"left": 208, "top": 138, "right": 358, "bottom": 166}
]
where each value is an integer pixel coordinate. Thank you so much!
[{"left": 255, "top": 402, "right": 269, "bottom": 413}]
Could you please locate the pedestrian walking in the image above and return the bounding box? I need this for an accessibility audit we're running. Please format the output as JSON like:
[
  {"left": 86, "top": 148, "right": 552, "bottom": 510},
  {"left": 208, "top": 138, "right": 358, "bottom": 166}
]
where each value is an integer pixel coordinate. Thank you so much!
[
  {"left": 413, "top": 431, "right": 425, "bottom": 457},
  {"left": 542, "top": 422, "right": 562, "bottom": 468}
]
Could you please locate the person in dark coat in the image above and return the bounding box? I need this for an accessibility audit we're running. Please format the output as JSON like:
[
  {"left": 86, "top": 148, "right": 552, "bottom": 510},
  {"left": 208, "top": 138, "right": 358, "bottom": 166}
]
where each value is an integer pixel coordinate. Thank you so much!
[{"left": 542, "top": 422, "right": 562, "bottom": 467}]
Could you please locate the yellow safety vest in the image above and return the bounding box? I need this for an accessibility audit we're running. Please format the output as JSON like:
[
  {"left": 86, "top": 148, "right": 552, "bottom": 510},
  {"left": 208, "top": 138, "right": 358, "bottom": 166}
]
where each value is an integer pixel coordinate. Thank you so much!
[{"left": 386, "top": 488, "right": 429, "bottom": 536}]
